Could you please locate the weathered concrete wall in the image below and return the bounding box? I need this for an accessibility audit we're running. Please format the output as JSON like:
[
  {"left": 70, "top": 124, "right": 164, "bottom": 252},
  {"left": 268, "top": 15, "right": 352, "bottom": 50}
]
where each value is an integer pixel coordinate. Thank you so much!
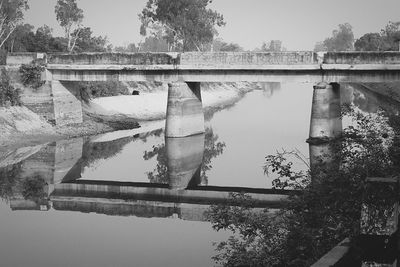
[
  {"left": 51, "top": 80, "right": 83, "bottom": 125},
  {"left": 180, "top": 51, "right": 315, "bottom": 65},
  {"left": 5, "top": 66, "right": 55, "bottom": 122},
  {"left": 6, "top": 52, "right": 46, "bottom": 65},
  {"left": 48, "top": 52, "right": 178, "bottom": 65},
  {"left": 323, "top": 52, "right": 400, "bottom": 64}
]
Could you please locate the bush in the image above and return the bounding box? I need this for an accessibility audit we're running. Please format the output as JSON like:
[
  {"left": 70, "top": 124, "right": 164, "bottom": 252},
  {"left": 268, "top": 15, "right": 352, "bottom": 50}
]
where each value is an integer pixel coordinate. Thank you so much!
[
  {"left": 19, "top": 61, "right": 45, "bottom": 89},
  {"left": 0, "top": 68, "right": 21, "bottom": 106},
  {"left": 77, "top": 81, "right": 130, "bottom": 103},
  {"left": 207, "top": 107, "right": 400, "bottom": 267}
]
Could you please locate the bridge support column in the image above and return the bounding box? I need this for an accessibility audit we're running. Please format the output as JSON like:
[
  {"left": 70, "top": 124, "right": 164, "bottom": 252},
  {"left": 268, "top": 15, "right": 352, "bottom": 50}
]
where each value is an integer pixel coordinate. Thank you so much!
[
  {"left": 165, "top": 82, "right": 204, "bottom": 138},
  {"left": 308, "top": 82, "right": 342, "bottom": 174},
  {"left": 309, "top": 82, "right": 342, "bottom": 141},
  {"left": 166, "top": 133, "right": 205, "bottom": 190},
  {"left": 51, "top": 80, "right": 83, "bottom": 126}
]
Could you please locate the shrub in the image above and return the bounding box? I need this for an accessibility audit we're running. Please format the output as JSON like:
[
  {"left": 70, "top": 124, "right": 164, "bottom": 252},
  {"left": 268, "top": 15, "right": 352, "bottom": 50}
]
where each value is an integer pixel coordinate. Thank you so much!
[
  {"left": 19, "top": 61, "right": 45, "bottom": 89},
  {"left": 207, "top": 107, "right": 400, "bottom": 267},
  {"left": 77, "top": 81, "right": 130, "bottom": 103},
  {"left": 0, "top": 68, "right": 21, "bottom": 106}
]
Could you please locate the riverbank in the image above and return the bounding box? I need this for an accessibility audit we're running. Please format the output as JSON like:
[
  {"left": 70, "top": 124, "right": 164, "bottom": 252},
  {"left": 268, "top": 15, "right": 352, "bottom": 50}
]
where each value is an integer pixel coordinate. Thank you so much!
[{"left": 0, "top": 82, "right": 259, "bottom": 152}]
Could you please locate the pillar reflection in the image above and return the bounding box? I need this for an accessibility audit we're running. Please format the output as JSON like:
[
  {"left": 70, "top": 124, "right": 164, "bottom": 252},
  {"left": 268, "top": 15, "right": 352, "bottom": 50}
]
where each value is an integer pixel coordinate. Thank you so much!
[{"left": 166, "top": 133, "right": 205, "bottom": 190}]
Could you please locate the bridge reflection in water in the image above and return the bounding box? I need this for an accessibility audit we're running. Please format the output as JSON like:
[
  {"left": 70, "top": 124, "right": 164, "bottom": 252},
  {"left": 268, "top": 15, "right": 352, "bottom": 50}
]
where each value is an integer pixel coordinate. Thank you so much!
[{"left": 1, "top": 132, "right": 291, "bottom": 222}]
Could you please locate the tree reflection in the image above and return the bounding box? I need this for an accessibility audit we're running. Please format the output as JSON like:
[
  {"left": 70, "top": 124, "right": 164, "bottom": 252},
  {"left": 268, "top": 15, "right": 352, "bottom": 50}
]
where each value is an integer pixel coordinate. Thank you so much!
[
  {"left": 21, "top": 175, "right": 47, "bottom": 202},
  {"left": 143, "top": 127, "right": 225, "bottom": 185},
  {"left": 0, "top": 163, "right": 22, "bottom": 201},
  {"left": 207, "top": 105, "right": 400, "bottom": 267}
]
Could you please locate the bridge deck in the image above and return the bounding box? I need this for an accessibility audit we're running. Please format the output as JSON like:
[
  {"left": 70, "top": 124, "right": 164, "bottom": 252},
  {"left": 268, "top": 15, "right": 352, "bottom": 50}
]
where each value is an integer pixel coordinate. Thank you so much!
[{"left": 37, "top": 51, "right": 400, "bottom": 83}]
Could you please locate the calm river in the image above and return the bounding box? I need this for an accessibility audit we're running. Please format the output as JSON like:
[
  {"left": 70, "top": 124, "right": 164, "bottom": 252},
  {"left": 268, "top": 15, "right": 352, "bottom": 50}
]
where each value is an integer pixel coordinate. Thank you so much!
[{"left": 0, "top": 82, "right": 395, "bottom": 266}]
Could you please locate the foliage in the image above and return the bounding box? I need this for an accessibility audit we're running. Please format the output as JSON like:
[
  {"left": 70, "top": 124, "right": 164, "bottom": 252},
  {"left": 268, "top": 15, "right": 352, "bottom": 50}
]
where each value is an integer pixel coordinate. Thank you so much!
[
  {"left": 55, "top": 0, "right": 84, "bottom": 52},
  {"left": 212, "top": 38, "right": 243, "bottom": 52},
  {"left": 77, "top": 81, "right": 130, "bottom": 103},
  {"left": 73, "top": 27, "right": 110, "bottom": 52},
  {"left": 114, "top": 43, "right": 138, "bottom": 53},
  {"left": 139, "top": 0, "right": 225, "bottom": 51},
  {"left": 0, "top": 68, "right": 20, "bottom": 106},
  {"left": 316, "top": 23, "right": 354, "bottom": 51},
  {"left": 355, "top": 21, "right": 400, "bottom": 51},
  {"left": 140, "top": 35, "right": 169, "bottom": 52},
  {"left": 4, "top": 23, "right": 66, "bottom": 52},
  {"left": 380, "top": 21, "right": 400, "bottom": 51},
  {"left": 0, "top": 0, "right": 28, "bottom": 49},
  {"left": 264, "top": 149, "right": 309, "bottom": 190},
  {"left": 0, "top": 163, "right": 21, "bottom": 201},
  {"left": 207, "top": 106, "right": 400, "bottom": 266},
  {"left": 354, "top": 33, "right": 383, "bottom": 51},
  {"left": 21, "top": 175, "right": 47, "bottom": 202},
  {"left": 19, "top": 61, "right": 45, "bottom": 89}
]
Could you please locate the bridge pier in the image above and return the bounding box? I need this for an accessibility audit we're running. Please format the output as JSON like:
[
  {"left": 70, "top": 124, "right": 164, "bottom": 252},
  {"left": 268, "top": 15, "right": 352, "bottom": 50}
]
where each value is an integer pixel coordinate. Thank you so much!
[
  {"left": 51, "top": 80, "right": 83, "bottom": 126},
  {"left": 308, "top": 82, "right": 342, "bottom": 173},
  {"left": 165, "top": 82, "right": 205, "bottom": 138},
  {"left": 309, "top": 82, "right": 342, "bottom": 141},
  {"left": 166, "top": 133, "right": 205, "bottom": 190}
]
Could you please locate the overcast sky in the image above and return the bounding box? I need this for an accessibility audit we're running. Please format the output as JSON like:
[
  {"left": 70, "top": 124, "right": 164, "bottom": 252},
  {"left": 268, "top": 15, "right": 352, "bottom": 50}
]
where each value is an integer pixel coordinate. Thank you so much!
[{"left": 24, "top": 0, "right": 400, "bottom": 50}]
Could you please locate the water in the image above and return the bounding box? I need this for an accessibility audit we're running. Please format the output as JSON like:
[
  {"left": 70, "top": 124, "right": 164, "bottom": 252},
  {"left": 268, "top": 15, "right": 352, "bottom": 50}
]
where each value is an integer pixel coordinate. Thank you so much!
[{"left": 0, "top": 83, "right": 397, "bottom": 266}]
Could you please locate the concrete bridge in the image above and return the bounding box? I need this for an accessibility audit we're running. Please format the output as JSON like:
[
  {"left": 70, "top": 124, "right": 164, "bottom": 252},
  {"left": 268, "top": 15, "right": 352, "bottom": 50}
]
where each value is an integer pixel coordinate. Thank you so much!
[{"left": 7, "top": 51, "right": 400, "bottom": 139}]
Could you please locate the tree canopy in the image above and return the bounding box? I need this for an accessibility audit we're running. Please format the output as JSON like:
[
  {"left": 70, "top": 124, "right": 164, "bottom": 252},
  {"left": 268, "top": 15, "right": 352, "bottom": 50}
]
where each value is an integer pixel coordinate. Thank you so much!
[
  {"left": 139, "top": 0, "right": 225, "bottom": 51},
  {"left": 0, "top": 0, "right": 28, "bottom": 49},
  {"left": 55, "top": 0, "right": 83, "bottom": 52},
  {"left": 212, "top": 38, "right": 243, "bottom": 52},
  {"left": 315, "top": 23, "right": 354, "bottom": 52},
  {"left": 355, "top": 21, "right": 400, "bottom": 51}
]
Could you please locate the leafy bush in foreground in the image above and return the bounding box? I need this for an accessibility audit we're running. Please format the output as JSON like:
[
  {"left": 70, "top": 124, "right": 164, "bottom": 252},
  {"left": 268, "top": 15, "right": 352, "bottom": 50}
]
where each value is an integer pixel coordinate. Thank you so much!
[
  {"left": 207, "top": 106, "right": 400, "bottom": 267},
  {"left": 0, "top": 69, "right": 21, "bottom": 106},
  {"left": 19, "top": 61, "right": 45, "bottom": 89}
]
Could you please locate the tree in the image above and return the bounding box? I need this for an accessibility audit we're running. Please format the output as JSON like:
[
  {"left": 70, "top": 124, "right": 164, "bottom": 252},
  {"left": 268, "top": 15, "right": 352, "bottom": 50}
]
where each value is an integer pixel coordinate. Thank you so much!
[
  {"left": 4, "top": 23, "right": 66, "bottom": 52},
  {"left": 212, "top": 38, "right": 243, "bottom": 52},
  {"left": 55, "top": 0, "right": 83, "bottom": 52},
  {"left": 354, "top": 32, "right": 382, "bottom": 51},
  {"left": 0, "top": 0, "right": 28, "bottom": 49},
  {"left": 380, "top": 21, "right": 400, "bottom": 51},
  {"left": 259, "top": 40, "right": 285, "bottom": 52},
  {"left": 114, "top": 43, "right": 138, "bottom": 53},
  {"left": 5, "top": 22, "right": 33, "bottom": 52},
  {"left": 140, "top": 35, "right": 169, "bottom": 52},
  {"left": 139, "top": 0, "right": 225, "bottom": 51},
  {"left": 73, "top": 27, "right": 109, "bottom": 52},
  {"left": 321, "top": 23, "right": 354, "bottom": 51}
]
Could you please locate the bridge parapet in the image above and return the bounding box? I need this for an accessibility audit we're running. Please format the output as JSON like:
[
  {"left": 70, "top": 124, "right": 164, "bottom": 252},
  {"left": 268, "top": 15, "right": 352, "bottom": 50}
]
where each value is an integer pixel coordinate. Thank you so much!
[
  {"left": 47, "top": 52, "right": 179, "bottom": 65},
  {"left": 323, "top": 51, "right": 400, "bottom": 64}
]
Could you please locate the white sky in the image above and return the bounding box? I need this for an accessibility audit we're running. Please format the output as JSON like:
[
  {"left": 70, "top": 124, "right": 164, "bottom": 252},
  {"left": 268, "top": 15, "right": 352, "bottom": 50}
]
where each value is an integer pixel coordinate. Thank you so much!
[{"left": 24, "top": 0, "right": 400, "bottom": 50}]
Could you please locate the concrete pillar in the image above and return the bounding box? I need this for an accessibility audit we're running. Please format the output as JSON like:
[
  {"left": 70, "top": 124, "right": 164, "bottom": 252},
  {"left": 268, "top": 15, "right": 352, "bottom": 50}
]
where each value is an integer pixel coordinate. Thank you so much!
[
  {"left": 51, "top": 80, "right": 83, "bottom": 126},
  {"left": 165, "top": 82, "right": 204, "bottom": 138},
  {"left": 166, "top": 133, "right": 205, "bottom": 190},
  {"left": 309, "top": 82, "right": 342, "bottom": 141}
]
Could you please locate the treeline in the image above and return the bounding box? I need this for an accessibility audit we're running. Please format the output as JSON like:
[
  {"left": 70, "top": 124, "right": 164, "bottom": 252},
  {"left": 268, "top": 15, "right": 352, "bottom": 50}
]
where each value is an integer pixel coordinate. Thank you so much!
[{"left": 314, "top": 21, "right": 400, "bottom": 52}]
